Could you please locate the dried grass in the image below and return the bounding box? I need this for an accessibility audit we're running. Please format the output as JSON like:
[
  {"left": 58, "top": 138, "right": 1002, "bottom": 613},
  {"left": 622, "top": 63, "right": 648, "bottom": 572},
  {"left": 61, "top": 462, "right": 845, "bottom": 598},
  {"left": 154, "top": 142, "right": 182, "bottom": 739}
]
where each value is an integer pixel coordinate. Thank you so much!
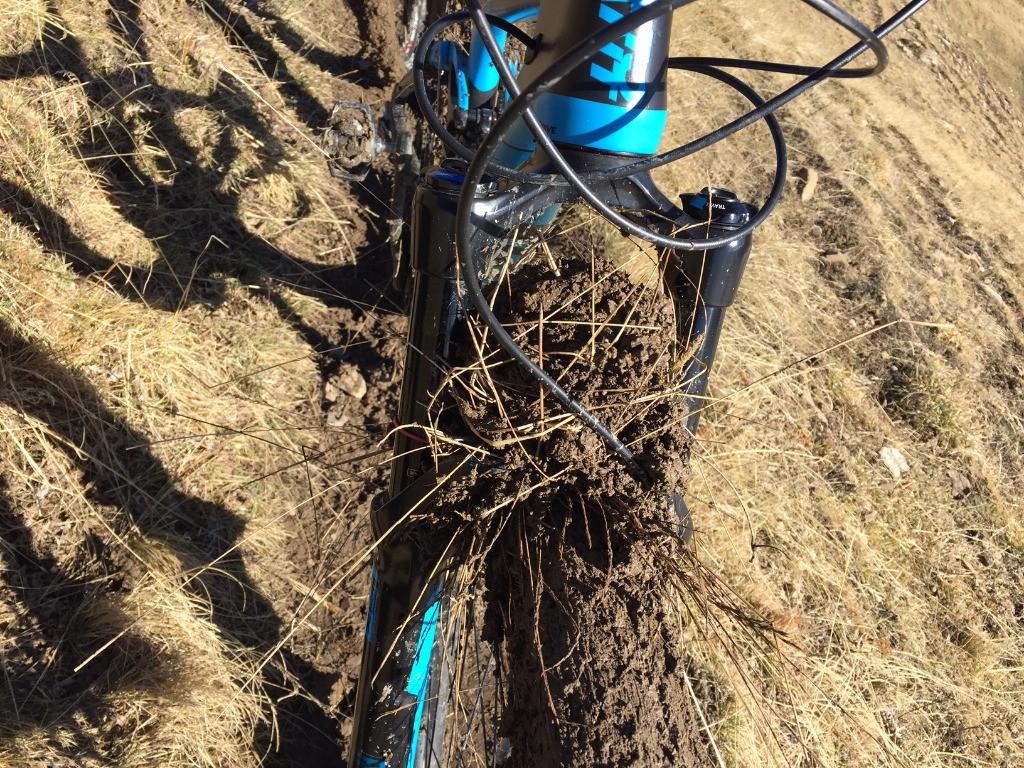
[
  {"left": 2, "top": 0, "right": 1023, "bottom": 765},
  {"left": 0, "top": 0, "right": 354, "bottom": 763},
  {"left": 657, "top": 1, "right": 1024, "bottom": 765}
]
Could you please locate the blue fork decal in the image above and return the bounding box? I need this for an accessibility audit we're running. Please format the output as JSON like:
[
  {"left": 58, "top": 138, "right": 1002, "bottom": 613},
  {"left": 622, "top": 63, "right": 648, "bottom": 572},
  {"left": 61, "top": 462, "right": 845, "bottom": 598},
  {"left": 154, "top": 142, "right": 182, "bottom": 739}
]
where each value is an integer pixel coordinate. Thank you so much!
[{"left": 405, "top": 597, "right": 442, "bottom": 768}]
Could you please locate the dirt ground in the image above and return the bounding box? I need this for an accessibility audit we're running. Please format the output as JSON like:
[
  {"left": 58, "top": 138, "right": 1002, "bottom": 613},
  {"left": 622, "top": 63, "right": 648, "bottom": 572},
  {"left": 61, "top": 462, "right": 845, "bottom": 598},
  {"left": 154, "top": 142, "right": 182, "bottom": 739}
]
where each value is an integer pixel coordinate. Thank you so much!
[
  {"left": 2, "top": 0, "right": 1024, "bottom": 766},
  {"left": 435, "top": 244, "right": 703, "bottom": 766},
  {"left": 0, "top": 0, "right": 406, "bottom": 764}
]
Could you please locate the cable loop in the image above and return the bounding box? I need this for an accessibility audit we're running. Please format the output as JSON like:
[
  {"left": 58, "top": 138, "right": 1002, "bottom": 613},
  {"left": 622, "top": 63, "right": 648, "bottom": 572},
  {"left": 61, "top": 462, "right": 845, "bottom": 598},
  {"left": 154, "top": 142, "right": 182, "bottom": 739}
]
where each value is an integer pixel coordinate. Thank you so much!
[{"left": 422, "top": 0, "right": 929, "bottom": 471}]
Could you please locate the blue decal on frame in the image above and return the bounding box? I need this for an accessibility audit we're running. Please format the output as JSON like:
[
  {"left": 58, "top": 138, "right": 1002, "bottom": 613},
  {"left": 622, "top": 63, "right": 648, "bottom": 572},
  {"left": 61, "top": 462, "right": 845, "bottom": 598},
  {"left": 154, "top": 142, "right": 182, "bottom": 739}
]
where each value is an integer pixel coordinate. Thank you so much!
[{"left": 366, "top": 566, "right": 381, "bottom": 641}]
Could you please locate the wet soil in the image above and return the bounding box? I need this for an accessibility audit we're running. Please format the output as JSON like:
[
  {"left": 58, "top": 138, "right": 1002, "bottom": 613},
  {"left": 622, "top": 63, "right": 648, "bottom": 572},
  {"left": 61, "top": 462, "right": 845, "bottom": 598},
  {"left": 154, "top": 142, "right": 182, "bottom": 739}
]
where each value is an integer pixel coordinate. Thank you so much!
[{"left": 437, "top": 248, "right": 705, "bottom": 766}]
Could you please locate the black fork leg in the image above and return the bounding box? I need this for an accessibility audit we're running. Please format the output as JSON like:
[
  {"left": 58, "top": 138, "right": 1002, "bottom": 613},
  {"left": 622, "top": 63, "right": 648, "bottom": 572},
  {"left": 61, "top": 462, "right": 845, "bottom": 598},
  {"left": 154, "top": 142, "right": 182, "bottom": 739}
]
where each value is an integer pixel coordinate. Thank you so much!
[
  {"left": 348, "top": 166, "right": 465, "bottom": 768},
  {"left": 665, "top": 188, "right": 756, "bottom": 437}
]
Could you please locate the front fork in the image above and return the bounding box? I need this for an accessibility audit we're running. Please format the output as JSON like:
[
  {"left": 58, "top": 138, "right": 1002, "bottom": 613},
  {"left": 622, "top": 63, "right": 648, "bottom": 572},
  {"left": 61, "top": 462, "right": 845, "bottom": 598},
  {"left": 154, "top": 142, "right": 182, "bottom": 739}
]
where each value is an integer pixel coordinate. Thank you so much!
[
  {"left": 348, "top": 164, "right": 504, "bottom": 768},
  {"left": 667, "top": 188, "right": 756, "bottom": 437}
]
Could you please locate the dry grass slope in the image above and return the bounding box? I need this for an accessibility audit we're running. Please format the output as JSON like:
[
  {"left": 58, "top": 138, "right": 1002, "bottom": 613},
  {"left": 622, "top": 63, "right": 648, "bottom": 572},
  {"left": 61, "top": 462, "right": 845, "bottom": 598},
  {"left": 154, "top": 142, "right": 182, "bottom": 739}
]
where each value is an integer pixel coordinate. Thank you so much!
[
  {"left": 658, "top": 1, "right": 1024, "bottom": 765},
  {"left": 0, "top": 0, "right": 391, "bottom": 764},
  {"left": 1, "top": 0, "right": 1023, "bottom": 766}
]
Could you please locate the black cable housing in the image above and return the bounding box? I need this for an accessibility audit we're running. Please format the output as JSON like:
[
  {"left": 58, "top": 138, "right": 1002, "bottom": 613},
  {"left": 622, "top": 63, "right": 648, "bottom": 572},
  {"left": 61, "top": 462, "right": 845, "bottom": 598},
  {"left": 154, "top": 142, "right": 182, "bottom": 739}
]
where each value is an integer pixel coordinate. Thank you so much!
[
  {"left": 431, "top": 0, "right": 928, "bottom": 472},
  {"left": 414, "top": 0, "right": 926, "bottom": 189}
]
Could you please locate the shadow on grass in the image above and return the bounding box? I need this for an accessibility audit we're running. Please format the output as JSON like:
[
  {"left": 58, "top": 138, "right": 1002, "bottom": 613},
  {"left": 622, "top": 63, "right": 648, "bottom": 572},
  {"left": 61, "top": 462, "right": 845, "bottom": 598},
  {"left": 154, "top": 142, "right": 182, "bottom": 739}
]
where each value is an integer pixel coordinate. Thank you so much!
[
  {"left": 0, "top": 0, "right": 400, "bottom": 362},
  {"left": 0, "top": 320, "right": 345, "bottom": 765},
  {"left": 0, "top": 0, "right": 409, "bottom": 763},
  {"left": 0, "top": 476, "right": 145, "bottom": 765}
]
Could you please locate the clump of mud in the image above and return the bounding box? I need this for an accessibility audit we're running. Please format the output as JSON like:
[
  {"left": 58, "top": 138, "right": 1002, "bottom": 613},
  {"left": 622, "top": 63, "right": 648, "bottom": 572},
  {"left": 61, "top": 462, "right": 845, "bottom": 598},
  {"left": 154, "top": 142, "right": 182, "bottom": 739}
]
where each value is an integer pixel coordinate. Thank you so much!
[
  {"left": 456, "top": 248, "right": 690, "bottom": 496},
  {"left": 442, "top": 247, "right": 706, "bottom": 766}
]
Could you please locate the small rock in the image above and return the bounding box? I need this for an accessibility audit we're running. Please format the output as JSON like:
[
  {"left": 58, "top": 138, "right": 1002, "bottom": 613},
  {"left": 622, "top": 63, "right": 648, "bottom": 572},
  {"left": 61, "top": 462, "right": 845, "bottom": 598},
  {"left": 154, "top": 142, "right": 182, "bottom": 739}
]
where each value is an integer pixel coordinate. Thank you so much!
[
  {"left": 800, "top": 167, "right": 819, "bottom": 202},
  {"left": 323, "top": 380, "right": 340, "bottom": 403},
  {"left": 326, "top": 410, "right": 349, "bottom": 428},
  {"left": 880, "top": 445, "right": 910, "bottom": 479},
  {"left": 334, "top": 364, "right": 368, "bottom": 401},
  {"left": 947, "top": 469, "right": 972, "bottom": 500}
]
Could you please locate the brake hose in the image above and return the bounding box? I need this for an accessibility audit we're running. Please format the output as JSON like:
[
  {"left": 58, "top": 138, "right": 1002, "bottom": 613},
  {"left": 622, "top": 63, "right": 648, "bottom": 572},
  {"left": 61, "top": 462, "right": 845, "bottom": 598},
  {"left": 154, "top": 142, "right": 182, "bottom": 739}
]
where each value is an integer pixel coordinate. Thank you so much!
[{"left": 432, "top": 0, "right": 927, "bottom": 471}]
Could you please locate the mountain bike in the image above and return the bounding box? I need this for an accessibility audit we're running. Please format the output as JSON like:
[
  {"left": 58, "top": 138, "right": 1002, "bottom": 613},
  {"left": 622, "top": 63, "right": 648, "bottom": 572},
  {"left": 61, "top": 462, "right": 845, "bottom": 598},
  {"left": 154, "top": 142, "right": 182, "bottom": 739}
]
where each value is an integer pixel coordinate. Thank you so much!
[{"left": 322, "top": 1, "right": 928, "bottom": 765}]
